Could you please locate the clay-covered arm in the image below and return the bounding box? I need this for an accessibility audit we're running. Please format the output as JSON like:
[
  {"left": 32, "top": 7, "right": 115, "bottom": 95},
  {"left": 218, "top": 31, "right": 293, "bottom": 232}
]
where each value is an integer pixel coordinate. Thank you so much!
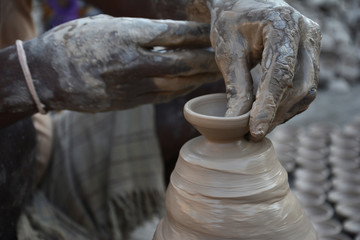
[
  {"left": 0, "top": 15, "right": 220, "bottom": 128},
  {"left": 141, "top": 0, "right": 321, "bottom": 141}
]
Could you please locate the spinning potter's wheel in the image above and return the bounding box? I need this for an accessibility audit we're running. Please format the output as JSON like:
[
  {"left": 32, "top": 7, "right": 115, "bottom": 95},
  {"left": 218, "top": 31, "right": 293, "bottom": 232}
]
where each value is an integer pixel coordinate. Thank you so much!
[{"left": 153, "top": 93, "right": 318, "bottom": 240}]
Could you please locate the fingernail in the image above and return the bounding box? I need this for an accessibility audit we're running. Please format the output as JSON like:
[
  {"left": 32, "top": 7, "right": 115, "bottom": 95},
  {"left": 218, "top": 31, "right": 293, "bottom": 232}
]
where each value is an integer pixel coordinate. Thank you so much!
[
  {"left": 252, "top": 123, "right": 268, "bottom": 139},
  {"left": 225, "top": 108, "right": 236, "bottom": 117}
]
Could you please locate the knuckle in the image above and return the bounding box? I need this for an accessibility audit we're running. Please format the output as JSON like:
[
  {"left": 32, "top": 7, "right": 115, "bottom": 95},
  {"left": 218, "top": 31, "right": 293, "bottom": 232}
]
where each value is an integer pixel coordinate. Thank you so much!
[
  {"left": 302, "top": 17, "right": 322, "bottom": 43},
  {"left": 312, "top": 22, "right": 321, "bottom": 34},
  {"left": 214, "top": 11, "right": 236, "bottom": 33},
  {"left": 271, "top": 63, "right": 294, "bottom": 87}
]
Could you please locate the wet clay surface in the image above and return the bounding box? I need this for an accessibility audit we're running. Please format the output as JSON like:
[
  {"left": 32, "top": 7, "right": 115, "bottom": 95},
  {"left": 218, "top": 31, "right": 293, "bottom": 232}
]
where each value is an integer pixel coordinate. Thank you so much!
[
  {"left": 154, "top": 138, "right": 317, "bottom": 239},
  {"left": 154, "top": 94, "right": 317, "bottom": 239}
]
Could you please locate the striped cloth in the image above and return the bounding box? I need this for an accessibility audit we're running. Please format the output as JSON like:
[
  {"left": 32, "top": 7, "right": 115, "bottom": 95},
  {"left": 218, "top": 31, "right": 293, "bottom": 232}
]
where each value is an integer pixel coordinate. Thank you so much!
[{"left": 17, "top": 105, "right": 165, "bottom": 240}]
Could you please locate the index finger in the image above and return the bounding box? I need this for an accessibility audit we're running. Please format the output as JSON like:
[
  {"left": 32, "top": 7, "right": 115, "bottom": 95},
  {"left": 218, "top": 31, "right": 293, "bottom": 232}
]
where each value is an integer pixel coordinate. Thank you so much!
[
  {"left": 211, "top": 29, "right": 254, "bottom": 117},
  {"left": 249, "top": 24, "right": 300, "bottom": 141}
]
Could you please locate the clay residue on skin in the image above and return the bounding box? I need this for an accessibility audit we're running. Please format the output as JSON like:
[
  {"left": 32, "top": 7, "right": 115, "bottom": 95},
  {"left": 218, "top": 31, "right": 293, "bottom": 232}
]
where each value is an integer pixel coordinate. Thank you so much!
[
  {"left": 24, "top": 15, "right": 219, "bottom": 112},
  {"left": 205, "top": 0, "right": 321, "bottom": 141}
]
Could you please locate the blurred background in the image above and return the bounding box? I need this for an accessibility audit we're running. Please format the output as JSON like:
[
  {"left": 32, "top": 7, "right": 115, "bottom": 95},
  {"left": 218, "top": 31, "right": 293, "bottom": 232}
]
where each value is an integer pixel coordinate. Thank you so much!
[{"left": 31, "top": 0, "right": 360, "bottom": 239}]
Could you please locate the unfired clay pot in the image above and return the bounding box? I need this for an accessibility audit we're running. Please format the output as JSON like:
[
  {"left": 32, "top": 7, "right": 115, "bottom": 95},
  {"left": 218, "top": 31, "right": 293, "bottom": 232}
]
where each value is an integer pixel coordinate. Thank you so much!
[
  {"left": 332, "top": 167, "right": 360, "bottom": 183},
  {"left": 153, "top": 93, "right": 317, "bottom": 240},
  {"left": 336, "top": 204, "right": 360, "bottom": 220},
  {"left": 330, "top": 130, "right": 359, "bottom": 150},
  {"left": 343, "top": 219, "right": 360, "bottom": 235},
  {"left": 294, "top": 168, "right": 330, "bottom": 183},
  {"left": 308, "top": 122, "right": 338, "bottom": 140},
  {"left": 303, "top": 203, "right": 334, "bottom": 223},
  {"left": 294, "top": 178, "right": 331, "bottom": 193},
  {"left": 298, "top": 131, "right": 328, "bottom": 150},
  {"left": 313, "top": 219, "right": 342, "bottom": 237},
  {"left": 332, "top": 178, "right": 360, "bottom": 193},
  {"left": 328, "top": 190, "right": 360, "bottom": 205},
  {"left": 295, "top": 156, "right": 328, "bottom": 171},
  {"left": 293, "top": 190, "right": 326, "bottom": 207},
  {"left": 329, "top": 146, "right": 358, "bottom": 160}
]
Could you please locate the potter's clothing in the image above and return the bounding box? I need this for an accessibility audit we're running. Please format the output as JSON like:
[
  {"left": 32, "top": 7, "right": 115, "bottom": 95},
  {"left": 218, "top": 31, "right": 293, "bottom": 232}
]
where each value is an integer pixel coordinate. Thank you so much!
[{"left": 18, "top": 107, "right": 165, "bottom": 239}]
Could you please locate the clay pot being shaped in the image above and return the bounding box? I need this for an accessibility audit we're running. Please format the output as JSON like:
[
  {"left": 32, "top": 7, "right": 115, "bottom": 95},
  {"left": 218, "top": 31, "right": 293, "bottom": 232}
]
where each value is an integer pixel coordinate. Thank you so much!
[{"left": 153, "top": 93, "right": 317, "bottom": 240}]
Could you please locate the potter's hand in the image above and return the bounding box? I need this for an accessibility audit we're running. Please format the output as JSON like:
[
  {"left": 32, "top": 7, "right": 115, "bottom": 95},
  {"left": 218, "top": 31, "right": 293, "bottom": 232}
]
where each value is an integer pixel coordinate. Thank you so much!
[
  {"left": 209, "top": 0, "right": 321, "bottom": 141},
  {"left": 28, "top": 15, "right": 220, "bottom": 112}
]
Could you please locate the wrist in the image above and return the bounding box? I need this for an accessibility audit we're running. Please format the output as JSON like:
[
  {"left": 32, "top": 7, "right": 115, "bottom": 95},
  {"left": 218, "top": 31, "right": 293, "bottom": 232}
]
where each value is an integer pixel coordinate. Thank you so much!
[
  {"left": 0, "top": 44, "right": 37, "bottom": 115},
  {"left": 25, "top": 35, "right": 109, "bottom": 113},
  {"left": 23, "top": 39, "right": 59, "bottom": 112}
]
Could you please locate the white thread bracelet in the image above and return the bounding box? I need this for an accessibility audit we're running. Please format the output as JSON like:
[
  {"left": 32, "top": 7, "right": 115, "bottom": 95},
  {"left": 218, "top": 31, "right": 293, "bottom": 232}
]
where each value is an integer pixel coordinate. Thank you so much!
[{"left": 16, "top": 40, "right": 46, "bottom": 114}]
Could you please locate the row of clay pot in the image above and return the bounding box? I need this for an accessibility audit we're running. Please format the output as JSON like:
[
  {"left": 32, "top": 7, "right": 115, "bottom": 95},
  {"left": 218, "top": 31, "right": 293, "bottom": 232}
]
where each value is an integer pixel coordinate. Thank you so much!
[
  {"left": 292, "top": 123, "right": 345, "bottom": 239},
  {"left": 328, "top": 118, "right": 360, "bottom": 238},
  {"left": 271, "top": 117, "right": 360, "bottom": 239},
  {"left": 271, "top": 122, "right": 352, "bottom": 239}
]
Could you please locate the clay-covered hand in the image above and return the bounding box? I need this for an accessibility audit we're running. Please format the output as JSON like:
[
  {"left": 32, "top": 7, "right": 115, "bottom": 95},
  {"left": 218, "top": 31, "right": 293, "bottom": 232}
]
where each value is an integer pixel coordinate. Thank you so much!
[
  {"left": 28, "top": 15, "right": 220, "bottom": 112},
  {"left": 208, "top": 0, "right": 321, "bottom": 141}
]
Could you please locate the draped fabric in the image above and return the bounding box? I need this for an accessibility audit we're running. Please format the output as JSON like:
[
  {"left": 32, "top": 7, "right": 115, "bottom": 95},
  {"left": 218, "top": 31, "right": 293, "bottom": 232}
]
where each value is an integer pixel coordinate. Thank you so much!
[{"left": 18, "top": 106, "right": 165, "bottom": 239}]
